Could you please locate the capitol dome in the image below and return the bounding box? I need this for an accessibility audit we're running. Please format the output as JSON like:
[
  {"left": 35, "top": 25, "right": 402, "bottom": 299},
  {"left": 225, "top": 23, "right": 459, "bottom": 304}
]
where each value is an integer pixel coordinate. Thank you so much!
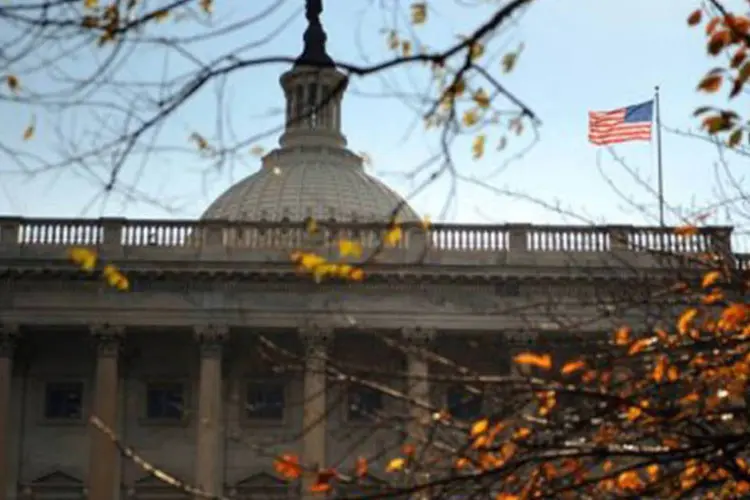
[
  {"left": 200, "top": 0, "right": 418, "bottom": 224},
  {"left": 201, "top": 152, "right": 419, "bottom": 222}
]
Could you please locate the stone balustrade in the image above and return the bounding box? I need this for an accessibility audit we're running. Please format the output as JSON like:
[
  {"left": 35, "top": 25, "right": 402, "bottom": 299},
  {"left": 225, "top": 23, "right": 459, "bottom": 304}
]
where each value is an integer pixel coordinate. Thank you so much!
[{"left": 0, "top": 216, "right": 736, "bottom": 256}]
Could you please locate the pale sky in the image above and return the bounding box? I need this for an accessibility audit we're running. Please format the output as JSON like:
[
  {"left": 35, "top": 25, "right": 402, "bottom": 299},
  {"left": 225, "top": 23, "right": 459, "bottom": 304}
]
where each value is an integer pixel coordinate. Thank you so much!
[{"left": 1, "top": 0, "right": 748, "bottom": 247}]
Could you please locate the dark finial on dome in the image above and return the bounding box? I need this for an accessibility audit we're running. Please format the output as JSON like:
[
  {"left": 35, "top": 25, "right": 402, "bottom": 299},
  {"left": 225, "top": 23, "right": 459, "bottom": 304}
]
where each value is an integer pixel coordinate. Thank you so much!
[{"left": 295, "top": 0, "right": 335, "bottom": 68}]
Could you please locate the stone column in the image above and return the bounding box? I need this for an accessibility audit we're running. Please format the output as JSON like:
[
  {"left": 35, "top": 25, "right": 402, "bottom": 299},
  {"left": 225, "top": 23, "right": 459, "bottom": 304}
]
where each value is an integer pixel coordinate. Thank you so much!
[
  {"left": 88, "top": 324, "right": 124, "bottom": 500},
  {"left": 402, "top": 327, "right": 434, "bottom": 444},
  {"left": 299, "top": 325, "right": 332, "bottom": 498},
  {"left": 0, "top": 324, "right": 19, "bottom": 500},
  {"left": 194, "top": 325, "right": 227, "bottom": 498}
]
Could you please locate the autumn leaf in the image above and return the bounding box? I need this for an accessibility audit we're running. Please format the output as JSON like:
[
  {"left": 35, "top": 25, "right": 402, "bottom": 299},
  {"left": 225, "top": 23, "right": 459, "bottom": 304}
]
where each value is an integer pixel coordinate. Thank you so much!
[
  {"left": 513, "top": 352, "right": 552, "bottom": 370},
  {"left": 652, "top": 355, "right": 667, "bottom": 382},
  {"left": 677, "top": 308, "right": 698, "bottom": 334},
  {"left": 338, "top": 239, "right": 363, "bottom": 258},
  {"left": 23, "top": 123, "right": 34, "bottom": 141},
  {"left": 687, "top": 9, "right": 702, "bottom": 26},
  {"left": 697, "top": 74, "right": 722, "bottom": 92},
  {"left": 305, "top": 218, "right": 318, "bottom": 234},
  {"left": 473, "top": 88, "right": 490, "bottom": 108},
  {"left": 410, "top": 3, "right": 427, "bottom": 25},
  {"left": 384, "top": 225, "right": 402, "bottom": 247},
  {"left": 617, "top": 470, "right": 644, "bottom": 490},
  {"left": 6, "top": 75, "right": 19, "bottom": 93},
  {"left": 273, "top": 454, "right": 302, "bottom": 479},
  {"left": 614, "top": 326, "right": 631, "bottom": 345},
  {"left": 401, "top": 40, "right": 412, "bottom": 57},
  {"left": 472, "top": 134, "right": 486, "bottom": 159},
  {"left": 355, "top": 457, "right": 367, "bottom": 478},
  {"left": 674, "top": 224, "right": 699, "bottom": 236},
  {"left": 702, "top": 270, "right": 722, "bottom": 288},
  {"left": 387, "top": 31, "right": 399, "bottom": 50},
  {"left": 103, "top": 264, "right": 129, "bottom": 291},
  {"left": 152, "top": 9, "right": 169, "bottom": 22},
  {"left": 561, "top": 359, "right": 586, "bottom": 376},
  {"left": 385, "top": 457, "right": 406, "bottom": 472},
  {"left": 310, "top": 469, "right": 337, "bottom": 493},
  {"left": 469, "top": 41, "right": 484, "bottom": 61},
  {"left": 470, "top": 418, "right": 489, "bottom": 437},
  {"left": 69, "top": 247, "right": 97, "bottom": 272},
  {"left": 199, "top": 0, "right": 213, "bottom": 14},
  {"left": 189, "top": 132, "right": 211, "bottom": 151},
  {"left": 628, "top": 337, "right": 653, "bottom": 355}
]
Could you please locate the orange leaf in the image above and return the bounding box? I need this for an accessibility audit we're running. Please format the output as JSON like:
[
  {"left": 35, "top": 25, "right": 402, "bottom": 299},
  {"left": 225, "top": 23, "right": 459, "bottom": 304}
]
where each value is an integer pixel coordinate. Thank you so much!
[
  {"left": 687, "top": 9, "right": 702, "bottom": 26},
  {"left": 274, "top": 454, "right": 302, "bottom": 479},
  {"left": 652, "top": 356, "right": 667, "bottom": 382},
  {"left": 697, "top": 74, "right": 722, "bottom": 93},
  {"left": 614, "top": 326, "right": 631, "bottom": 345},
  {"left": 677, "top": 308, "right": 698, "bottom": 334},
  {"left": 646, "top": 464, "right": 661, "bottom": 482},
  {"left": 402, "top": 444, "right": 416, "bottom": 456},
  {"left": 355, "top": 456, "right": 367, "bottom": 478},
  {"left": 628, "top": 337, "right": 652, "bottom": 355},
  {"left": 561, "top": 359, "right": 586, "bottom": 376},
  {"left": 310, "top": 469, "right": 337, "bottom": 492},
  {"left": 674, "top": 224, "right": 699, "bottom": 236},
  {"left": 706, "top": 16, "right": 721, "bottom": 35},
  {"left": 513, "top": 352, "right": 552, "bottom": 370}
]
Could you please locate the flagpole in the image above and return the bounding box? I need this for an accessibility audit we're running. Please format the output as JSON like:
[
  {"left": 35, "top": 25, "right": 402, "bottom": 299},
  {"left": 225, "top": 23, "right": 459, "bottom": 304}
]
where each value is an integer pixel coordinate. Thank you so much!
[{"left": 655, "top": 86, "right": 665, "bottom": 227}]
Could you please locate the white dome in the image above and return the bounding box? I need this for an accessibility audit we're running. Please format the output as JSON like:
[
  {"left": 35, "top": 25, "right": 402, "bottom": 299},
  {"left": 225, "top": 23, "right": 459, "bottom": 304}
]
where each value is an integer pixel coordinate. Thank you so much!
[{"left": 201, "top": 147, "right": 418, "bottom": 223}]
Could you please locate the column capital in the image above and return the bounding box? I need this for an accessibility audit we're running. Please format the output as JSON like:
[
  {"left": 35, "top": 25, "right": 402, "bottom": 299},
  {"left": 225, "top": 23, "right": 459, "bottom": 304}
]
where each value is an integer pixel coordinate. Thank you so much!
[
  {"left": 505, "top": 330, "right": 538, "bottom": 345},
  {"left": 402, "top": 326, "right": 436, "bottom": 347},
  {"left": 299, "top": 323, "right": 333, "bottom": 356},
  {"left": 90, "top": 324, "right": 124, "bottom": 357},
  {"left": 194, "top": 324, "right": 229, "bottom": 358},
  {"left": 0, "top": 323, "right": 19, "bottom": 358}
]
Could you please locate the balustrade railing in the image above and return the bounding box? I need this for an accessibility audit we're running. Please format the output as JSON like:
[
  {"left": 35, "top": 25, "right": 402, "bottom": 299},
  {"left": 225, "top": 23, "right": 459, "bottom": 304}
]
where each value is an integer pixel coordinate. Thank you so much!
[{"left": 0, "top": 217, "right": 734, "bottom": 256}]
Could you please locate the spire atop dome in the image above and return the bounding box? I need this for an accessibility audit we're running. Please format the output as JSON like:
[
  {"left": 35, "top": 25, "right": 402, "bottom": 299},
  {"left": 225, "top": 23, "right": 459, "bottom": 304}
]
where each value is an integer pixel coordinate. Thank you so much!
[{"left": 295, "top": 0, "right": 334, "bottom": 68}]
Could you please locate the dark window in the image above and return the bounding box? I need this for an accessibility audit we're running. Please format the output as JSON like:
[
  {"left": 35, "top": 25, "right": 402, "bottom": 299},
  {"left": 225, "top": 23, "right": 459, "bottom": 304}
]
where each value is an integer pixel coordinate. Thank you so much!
[
  {"left": 446, "top": 386, "right": 482, "bottom": 420},
  {"left": 246, "top": 382, "right": 285, "bottom": 420},
  {"left": 348, "top": 384, "right": 383, "bottom": 422},
  {"left": 295, "top": 86, "right": 304, "bottom": 125},
  {"left": 307, "top": 83, "right": 318, "bottom": 128},
  {"left": 146, "top": 382, "right": 185, "bottom": 420},
  {"left": 44, "top": 382, "right": 84, "bottom": 420}
]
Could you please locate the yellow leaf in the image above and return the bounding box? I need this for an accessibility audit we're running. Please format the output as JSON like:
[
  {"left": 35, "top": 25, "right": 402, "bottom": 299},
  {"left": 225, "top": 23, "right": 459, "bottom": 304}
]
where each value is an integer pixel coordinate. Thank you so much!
[
  {"left": 561, "top": 359, "right": 586, "bottom": 376},
  {"left": 6, "top": 75, "right": 19, "bottom": 93},
  {"left": 626, "top": 406, "right": 642, "bottom": 421},
  {"left": 338, "top": 239, "right": 363, "bottom": 258},
  {"left": 513, "top": 427, "right": 531, "bottom": 440},
  {"left": 702, "top": 270, "right": 721, "bottom": 288},
  {"left": 472, "top": 134, "right": 486, "bottom": 159},
  {"left": 69, "top": 247, "right": 97, "bottom": 272},
  {"left": 84, "top": 0, "right": 98, "bottom": 8},
  {"left": 646, "top": 463, "right": 660, "bottom": 481},
  {"left": 462, "top": 109, "right": 479, "bottom": 127},
  {"left": 348, "top": 267, "right": 365, "bottom": 281},
  {"left": 473, "top": 88, "right": 490, "bottom": 109},
  {"left": 305, "top": 218, "right": 318, "bottom": 234},
  {"left": 677, "top": 308, "right": 698, "bottom": 334},
  {"left": 470, "top": 418, "right": 489, "bottom": 437},
  {"left": 23, "top": 124, "right": 34, "bottom": 141},
  {"left": 385, "top": 457, "right": 406, "bottom": 472},
  {"left": 384, "top": 226, "right": 402, "bottom": 247},
  {"left": 617, "top": 470, "right": 643, "bottom": 490},
  {"left": 469, "top": 41, "right": 484, "bottom": 61},
  {"left": 513, "top": 352, "right": 551, "bottom": 370},
  {"left": 410, "top": 3, "right": 427, "bottom": 25}
]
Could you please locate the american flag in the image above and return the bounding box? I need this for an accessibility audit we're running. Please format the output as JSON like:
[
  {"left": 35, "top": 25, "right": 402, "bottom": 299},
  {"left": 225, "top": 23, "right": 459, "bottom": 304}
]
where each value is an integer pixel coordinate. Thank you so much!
[{"left": 588, "top": 100, "right": 654, "bottom": 145}]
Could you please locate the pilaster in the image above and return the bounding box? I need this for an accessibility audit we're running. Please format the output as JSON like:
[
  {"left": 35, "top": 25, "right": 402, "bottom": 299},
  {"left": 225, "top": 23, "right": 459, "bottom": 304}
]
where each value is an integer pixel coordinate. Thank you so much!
[
  {"left": 194, "top": 325, "right": 228, "bottom": 498},
  {"left": 88, "top": 324, "right": 124, "bottom": 500},
  {"left": 0, "top": 324, "right": 19, "bottom": 500},
  {"left": 299, "top": 324, "right": 332, "bottom": 498},
  {"left": 401, "top": 327, "right": 434, "bottom": 438}
]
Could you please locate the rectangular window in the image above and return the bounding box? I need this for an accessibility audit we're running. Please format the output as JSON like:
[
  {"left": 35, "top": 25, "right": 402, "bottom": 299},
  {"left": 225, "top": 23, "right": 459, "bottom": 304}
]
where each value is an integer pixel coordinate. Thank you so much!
[
  {"left": 295, "top": 86, "right": 304, "bottom": 126},
  {"left": 446, "top": 386, "right": 482, "bottom": 421},
  {"left": 307, "top": 83, "right": 318, "bottom": 128},
  {"left": 145, "top": 382, "right": 185, "bottom": 420},
  {"left": 320, "top": 85, "right": 330, "bottom": 127},
  {"left": 246, "top": 382, "right": 285, "bottom": 421},
  {"left": 348, "top": 384, "right": 383, "bottom": 422},
  {"left": 44, "top": 381, "right": 84, "bottom": 420}
]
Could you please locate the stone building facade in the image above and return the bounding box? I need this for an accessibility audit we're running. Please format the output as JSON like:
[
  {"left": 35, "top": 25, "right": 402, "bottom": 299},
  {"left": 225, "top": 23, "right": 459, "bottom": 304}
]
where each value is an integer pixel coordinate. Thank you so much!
[{"left": 0, "top": 2, "right": 744, "bottom": 499}]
